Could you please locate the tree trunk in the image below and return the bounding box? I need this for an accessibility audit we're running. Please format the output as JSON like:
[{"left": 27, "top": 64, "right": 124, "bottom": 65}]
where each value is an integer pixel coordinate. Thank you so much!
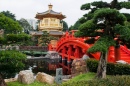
[
  {"left": 0, "top": 74, "right": 7, "bottom": 86},
  {"left": 96, "top": 51, "right": 108, "bottom": 79}
]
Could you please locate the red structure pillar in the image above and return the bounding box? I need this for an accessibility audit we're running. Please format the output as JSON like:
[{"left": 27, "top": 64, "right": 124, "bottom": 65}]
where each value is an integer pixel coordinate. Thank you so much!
[
  {"left": 61, "top": 47, "right": 67, "bottom": 74},
  {"left": 67, "top": 45, "right": 72, "bottom": 74},
  {"left": 115, "top": 47, "right": 121, "bottom": 62},
  {"left": 74, "top": 46, "right": 80, "bottom": 59}
]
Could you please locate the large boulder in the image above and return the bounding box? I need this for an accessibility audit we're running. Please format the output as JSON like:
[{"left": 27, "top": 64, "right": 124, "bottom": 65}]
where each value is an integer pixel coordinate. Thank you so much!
[
  {"left": 71, "top": 59, "right": 87, "bottom": 77},
  {"left": 36, "top": 72, "right": 54, "bottom": 84},
  {"left": 17, "top": 70, "right": 34, "bottom": 84}
]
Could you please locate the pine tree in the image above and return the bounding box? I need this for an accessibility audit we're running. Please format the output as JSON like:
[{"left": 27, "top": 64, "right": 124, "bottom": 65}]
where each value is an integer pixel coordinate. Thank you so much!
[{"left": 75, "top": 0, "right": 130, "bottom": 78}]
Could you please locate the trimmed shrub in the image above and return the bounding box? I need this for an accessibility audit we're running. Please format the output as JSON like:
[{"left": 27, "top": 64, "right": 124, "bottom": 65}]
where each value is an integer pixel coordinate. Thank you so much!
[
  {"left": 86, "top": 59, "right": 98, "bottom": 72},
  {"left": 60, "top": 75, "right": 130, "bottom": 86},
  {"left": 86, "top": 59, "right": 130, "bottom": 75},
  {"left": 87, "top": 75, "right": 130, "bottom": 86},
  {"left": 0, "top": 50, "right": 27, "bottom": 78}
]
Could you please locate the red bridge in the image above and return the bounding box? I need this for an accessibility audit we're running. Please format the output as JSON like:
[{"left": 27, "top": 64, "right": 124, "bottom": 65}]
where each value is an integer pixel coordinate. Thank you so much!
[{"left": 48, "top": 31, "right": 130, "bottom": 74}]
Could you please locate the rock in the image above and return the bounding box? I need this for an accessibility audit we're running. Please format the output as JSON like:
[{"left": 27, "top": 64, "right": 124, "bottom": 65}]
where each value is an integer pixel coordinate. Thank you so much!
[
  {"left": 116, "top": 60, "right": 128, "bottom": 64},
  {"left": 71, "top": 59, "right": 88, "bottom": 77},
  {"left": 4, "top": 78, "right": 17, "bottom": 82},
  {"left": 17, "top": 70, "right": 34, "bottom": 84},
  {"left": 36, "top": 72, "right": 54, "bottom": 84}
]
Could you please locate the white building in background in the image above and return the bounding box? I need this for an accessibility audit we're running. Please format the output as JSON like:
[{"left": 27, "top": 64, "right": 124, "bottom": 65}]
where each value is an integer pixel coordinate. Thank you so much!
[{"left": 27, "top": 19, "right": 37, "bottom": 30}]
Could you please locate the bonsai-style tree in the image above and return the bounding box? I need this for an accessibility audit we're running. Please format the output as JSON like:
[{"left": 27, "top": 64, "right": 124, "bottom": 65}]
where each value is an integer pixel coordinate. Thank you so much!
[
  {"left": 75, "top": 0, "right": 130, "bottom": 79},
  {"left": 40, "top": 31, "right": 58, "bottom": 46},
  {"left": 75, "top": 7, "right": 130, "bottom": 79}
]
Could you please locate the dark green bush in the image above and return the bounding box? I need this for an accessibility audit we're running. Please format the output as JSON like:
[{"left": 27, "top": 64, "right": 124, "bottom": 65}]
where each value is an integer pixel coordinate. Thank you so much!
[
  {"left": 86, "top": 59, "right": 130, "bottom": 75},
  {"left": 0, "top": 50, "right": 26, "bottom": 78},
  {"left": 86, "top": 59, "right": 98, "bottom": 72}
]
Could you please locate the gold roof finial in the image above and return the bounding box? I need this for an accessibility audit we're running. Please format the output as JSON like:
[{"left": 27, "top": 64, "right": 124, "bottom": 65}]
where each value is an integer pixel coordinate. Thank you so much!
[{"left": 48, "top": 3, "right": 53, "bottom": 10}]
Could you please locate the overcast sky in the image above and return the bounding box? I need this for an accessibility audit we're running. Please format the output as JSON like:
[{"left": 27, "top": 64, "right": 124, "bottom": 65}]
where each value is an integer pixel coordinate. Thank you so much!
[{"left": 0, "top": 0, "right": 129, "bottom": 26}]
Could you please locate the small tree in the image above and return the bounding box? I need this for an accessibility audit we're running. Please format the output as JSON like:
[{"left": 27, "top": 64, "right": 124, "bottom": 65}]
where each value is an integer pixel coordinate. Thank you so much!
[{"left": 40, "top": 31, "right": 58, "bottom": 46}]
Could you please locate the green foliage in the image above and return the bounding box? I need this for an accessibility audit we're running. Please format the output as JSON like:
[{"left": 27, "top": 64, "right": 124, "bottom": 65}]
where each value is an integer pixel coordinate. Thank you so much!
[
  {"left": 79, "top": 17, "right": 87, "bottom": 23},
  {"left": 86, "top": 59, "right": 99, "bottom": 72},
  {"left": 0, "top": 37, "right": 6, "bottom": 44},
  {"left": 75, "top": 20, "right": 97, "bottom": 37},
  {"left": 86, "top": 59, "right": 130, "bottom": 75},
  {"left": 62, "top": 21, "right": 69, "bottom": 32},
  {"left": 81, "top": 3, "right": 90, "bottom": 10},
  {"left": 93, "top": 8, "right": 126, "bottom": 25},
  {"left": 18, "top": 18, "right": 33, "bottom": 33},
  {"left": 87, "top": 75, "right": 130, "bottom": 86},
  {"left": 88, "top": 36, "right": 115, "bottom": 53},
  {"left": 123, "top": 13, "right": 130, "bottom": 22},
  {"left": 40, "top": 31, "right": 58, "bottom": 46},
  {"left": 79, "top": 20, "right": 95, "bottom": 31},
  {"left": 120, "top": 2, "right": 130, "bottom": 9},
  {"left": 70, "top": 72, "right": 95, "bottom": 82},
  {"left": 71, "top": 19, "right": 82, "bottom": 30},
  {"left": 114, "top": 24, "right": 130, "bottom": 41},
  {"left": 6, "top": 33, "right": 31, "bottom": 45},
  {"left": 91, "top": 1, "right": 109, "bottom": 8},
  {"left": 1, "top": 11, "right": 16, "bottom": 21},
  {"left": 0, "top": 13, "right": 22, "bottom": 34},
  {"left": 0, "top": 50, "right": 26, "bottom": 78}
]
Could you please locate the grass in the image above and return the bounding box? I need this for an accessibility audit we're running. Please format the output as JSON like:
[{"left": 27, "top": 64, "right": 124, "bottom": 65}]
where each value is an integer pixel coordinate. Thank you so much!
[
  {"left": 69, "top": 72, "right": 95, "bottom": 82},
  {"left": 7, "top": 81, "right": 49, "bottom": 86},
  {"left": 8, "top": 72, "right": 111, "bottom": 86}
]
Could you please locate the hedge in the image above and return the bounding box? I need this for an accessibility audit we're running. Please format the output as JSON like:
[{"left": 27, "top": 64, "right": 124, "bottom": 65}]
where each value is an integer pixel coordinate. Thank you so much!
[
  {"left": 86, "top": 59, "right": 130, "bottom": 75},
  {"left": 60, "top": 75, "right": 130, "bottom": 86},
  {"left": 87, "top": 75, "right": 130, "bottom": 86}
]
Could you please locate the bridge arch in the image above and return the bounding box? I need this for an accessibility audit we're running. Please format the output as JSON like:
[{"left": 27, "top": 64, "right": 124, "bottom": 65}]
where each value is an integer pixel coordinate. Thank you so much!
[{"left": 53, "top": 31, "right": 100, "bottom": 74}]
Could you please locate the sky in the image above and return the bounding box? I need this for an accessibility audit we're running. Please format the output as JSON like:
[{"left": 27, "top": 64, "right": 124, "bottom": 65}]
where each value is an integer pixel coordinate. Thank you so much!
[{"left": 0, "top": 0, "right": 129, "bottom": 27}]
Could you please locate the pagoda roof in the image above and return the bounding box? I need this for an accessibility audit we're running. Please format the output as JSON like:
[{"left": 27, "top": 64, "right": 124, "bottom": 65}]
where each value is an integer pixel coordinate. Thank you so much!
[{"left": 35, "top": 4, "right": 66, "bottom": 20}]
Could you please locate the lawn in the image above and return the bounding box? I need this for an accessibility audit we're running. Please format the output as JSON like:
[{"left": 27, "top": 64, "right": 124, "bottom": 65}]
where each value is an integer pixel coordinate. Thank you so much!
[
  {"left": 68, "top": 72, "right": 95, "bottom": 82},
  {"left": 7, "top": 72, "right": 95, "bottom": 86},
  {"left": 7, "top": 81, "right": 50, "bottom": 86}
]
